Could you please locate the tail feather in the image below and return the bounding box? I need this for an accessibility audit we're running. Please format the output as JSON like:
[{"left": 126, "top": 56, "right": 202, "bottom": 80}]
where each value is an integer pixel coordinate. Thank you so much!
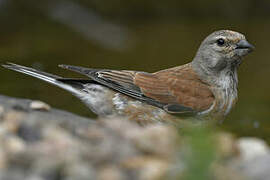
[
  {"left": 2, "top": 63, "right": 116, "bottom": 116},
  {"left": 2, "top": 63, "right": 80, "bottom": 95},
  {"left": 3, "top": 62, "right": 62, "bottom": 79}
]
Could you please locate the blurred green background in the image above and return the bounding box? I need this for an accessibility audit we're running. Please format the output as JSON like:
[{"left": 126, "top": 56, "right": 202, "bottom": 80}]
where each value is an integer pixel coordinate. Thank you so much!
[{"left": 0, "top": 0, "right": 269, "bottom": 141}]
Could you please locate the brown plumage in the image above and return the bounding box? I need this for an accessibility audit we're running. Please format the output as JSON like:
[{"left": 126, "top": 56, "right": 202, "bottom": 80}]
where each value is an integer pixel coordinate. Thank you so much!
[
  {"left": 136, "top": 64, "right": 214, "bottom": 111},
  {"left": 2, "top": 30, "right": 254, "bottom": 125},
  {"left": 98, "top": 63, "right": 214, "bottom": 112}
]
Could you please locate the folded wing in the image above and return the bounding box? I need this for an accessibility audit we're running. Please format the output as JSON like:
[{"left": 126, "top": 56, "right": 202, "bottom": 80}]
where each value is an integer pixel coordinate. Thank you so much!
[{"left": 59, "top": 64, "right": 214, "bottom": 114}]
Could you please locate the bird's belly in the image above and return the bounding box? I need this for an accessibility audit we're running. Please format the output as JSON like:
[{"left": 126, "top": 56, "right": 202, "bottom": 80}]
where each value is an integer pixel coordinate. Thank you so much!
[{"left": 77, "top": 84, "right": 172, "bottom": 124}]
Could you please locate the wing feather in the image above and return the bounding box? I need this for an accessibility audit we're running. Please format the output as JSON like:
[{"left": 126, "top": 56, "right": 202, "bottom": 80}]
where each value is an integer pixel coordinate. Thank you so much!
[{"left": 59, "top": 64, "right": 214, "bottom": 114}]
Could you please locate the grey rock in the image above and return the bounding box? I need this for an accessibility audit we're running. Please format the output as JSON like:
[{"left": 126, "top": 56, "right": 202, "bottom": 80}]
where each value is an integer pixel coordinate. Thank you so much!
[{"left": 0, "top": 94, "right": 269, "bottom": 180}]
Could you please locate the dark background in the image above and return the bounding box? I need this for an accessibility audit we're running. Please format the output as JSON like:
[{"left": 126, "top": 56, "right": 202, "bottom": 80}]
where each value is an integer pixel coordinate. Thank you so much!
[{"left": 0, "top": 0, "right": 269, "bottom": 141}]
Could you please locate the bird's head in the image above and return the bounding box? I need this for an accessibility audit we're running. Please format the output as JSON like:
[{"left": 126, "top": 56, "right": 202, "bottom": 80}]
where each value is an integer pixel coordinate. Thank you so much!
[{"left": 193, "top": 30, "right": 254, "bottom": 73}]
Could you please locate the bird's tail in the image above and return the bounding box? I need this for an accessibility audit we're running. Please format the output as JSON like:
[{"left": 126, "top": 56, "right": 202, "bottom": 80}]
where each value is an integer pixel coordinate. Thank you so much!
[
  {"left": 2, "top": 63, "right": 81, "bottom": 95},
  {"left": 2, "top": 63, "right": 116, "bottom": 115}
]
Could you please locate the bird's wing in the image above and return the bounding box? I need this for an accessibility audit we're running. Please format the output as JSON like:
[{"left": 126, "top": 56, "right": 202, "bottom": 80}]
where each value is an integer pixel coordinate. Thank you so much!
[
  {"left": 58, "top": 64, "right": 165, "bottom": 108},
  {"left": 59, "top": 64, "right": 214, "bottom": 114},
  {"left": 136, "top": 64, "right": 215, "bottom": 113}
]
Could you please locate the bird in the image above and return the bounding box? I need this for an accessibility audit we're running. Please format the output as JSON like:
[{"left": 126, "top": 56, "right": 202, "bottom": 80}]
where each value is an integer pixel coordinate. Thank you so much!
[{"left": 2, "top": 30, "right": 254, "bottom": 125}]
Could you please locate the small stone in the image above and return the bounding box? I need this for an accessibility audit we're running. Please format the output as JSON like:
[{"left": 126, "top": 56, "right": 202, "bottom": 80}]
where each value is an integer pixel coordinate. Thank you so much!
[
  {"left": 0, "top": 148, "right": 7, "bottom": 169},
  {"left": 17, "top": 123, "right": 42, "bottom": 142},
  {"left": 25, "top": 174, "right": 44, "bottom": 180},
  {"left": 0, "top": 106, "right": 4, "bottom": 116},
  {"left": 237, "top": 137, "right": 270, "bottom": 161},
  {"left": 122, "top": 156, "right": 168, "bottom": 180},
  {"left": 128, "top": 124, "right": 177, "bottom": 157},
  {"left": 140, "top": 159, "right": 169, "bottom": 180},
  {"left": 215, "top": 132, "right": 238, "bottom": 158},
  {"left": 2, "top": 111, "right": 25, "bottom": 132},
  {"left": 5, "top": 136, "right": 26, "bottom": 154},
  {"left": 64, "top": 163, "right": 96, "bottom": 180},
  {"left": 30, "top": 101, "right": 51, "bottom": 111},
  {"left": 97, "top": 165, "right": 125, "bottom": 180}
]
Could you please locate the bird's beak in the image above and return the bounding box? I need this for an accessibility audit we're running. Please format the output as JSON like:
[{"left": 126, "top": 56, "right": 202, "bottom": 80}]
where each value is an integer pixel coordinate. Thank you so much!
[
  {"left": 236, "top": 40, "right": 255, "bottom": 52},
  {"left": 235, "top": 39, "right": 254, "bottom": 58}
]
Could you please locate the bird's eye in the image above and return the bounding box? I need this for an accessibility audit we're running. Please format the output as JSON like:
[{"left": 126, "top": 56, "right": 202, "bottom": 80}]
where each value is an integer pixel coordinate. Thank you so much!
[{"left": 216, "top": 38, "right": 225, "bottom": 46}]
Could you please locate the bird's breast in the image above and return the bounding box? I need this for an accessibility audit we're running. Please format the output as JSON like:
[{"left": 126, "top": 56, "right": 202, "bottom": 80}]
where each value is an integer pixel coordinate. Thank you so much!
[{"left": 209, "top": 70, "right": 238, "bottom": 117}]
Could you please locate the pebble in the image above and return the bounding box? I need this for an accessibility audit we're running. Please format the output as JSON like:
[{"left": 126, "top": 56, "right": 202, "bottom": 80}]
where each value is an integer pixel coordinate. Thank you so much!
[
  {"left": 30, "top": 101, "right": 51, "bottom": 111},
  {"left": 0, "top": 106, "right": 4, "bottom": 116},
  {"left": 237, "top": 137, "right": 269, "bottom": 161}
]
